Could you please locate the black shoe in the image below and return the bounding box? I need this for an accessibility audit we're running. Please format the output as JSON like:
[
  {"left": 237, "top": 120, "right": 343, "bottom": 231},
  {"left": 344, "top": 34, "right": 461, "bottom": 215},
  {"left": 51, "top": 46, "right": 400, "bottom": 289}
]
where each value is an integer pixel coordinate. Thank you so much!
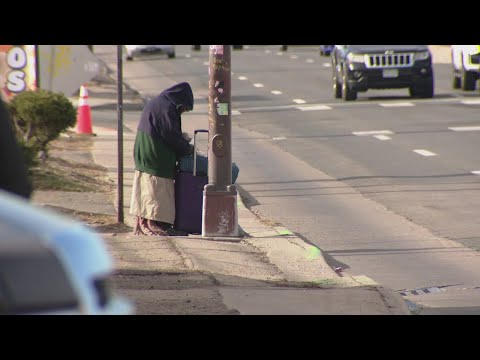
[{"left": 165, "top": 227, "right": 189, "bottom": 236}]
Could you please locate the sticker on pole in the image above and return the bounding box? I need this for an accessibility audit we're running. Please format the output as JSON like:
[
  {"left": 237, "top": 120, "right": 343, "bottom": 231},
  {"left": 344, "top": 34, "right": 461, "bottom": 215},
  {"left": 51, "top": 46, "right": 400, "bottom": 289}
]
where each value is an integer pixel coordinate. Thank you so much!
[
  {"left": 210, "top": 45, "right": 224, "bottom": 56},
  {"left": 217, "top": 103, "right": 229, "bottom": 115}
]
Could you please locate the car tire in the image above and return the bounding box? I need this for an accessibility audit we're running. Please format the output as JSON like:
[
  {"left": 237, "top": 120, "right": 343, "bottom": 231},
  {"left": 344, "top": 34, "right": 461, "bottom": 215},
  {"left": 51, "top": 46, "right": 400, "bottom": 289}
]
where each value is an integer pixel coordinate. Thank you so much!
[
  {"left": 168, "top": 52, "right": 176, "bottom": 59},
  {"left": 341, "top": 73, "right": 357, "bottom": 101},
  {"left": 233, "top": 45, "right": 243, "bottom": 50},
  {"left": 281, "top": 45, "right": 288, "bottom": 51},
  {"left": 333, "top": 68, "right": 342, "bottom": 99},
  {"left": 192, "top": 45, "right": 201, "bottom": 51},
  {"left": 462, "top": 71, "right": 476, "bottom": 91},
  {"left": 409, "top": 77, "right": 434, "bottom": 98},
  {"left": 126, "top": 56, "right": 133, "bottom": 61},
  {"left": 453, "top": 75, "right": 461, "bottom": 89}
]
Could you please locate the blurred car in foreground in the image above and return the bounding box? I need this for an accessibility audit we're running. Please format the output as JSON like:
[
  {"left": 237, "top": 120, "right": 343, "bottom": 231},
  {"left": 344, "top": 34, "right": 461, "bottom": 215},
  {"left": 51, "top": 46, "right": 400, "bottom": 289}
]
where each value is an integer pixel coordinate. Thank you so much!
[
  {"left": 0, "top": 190, "right": 134, "bottom": 315},
  {"left": 124, "top": 45, "right": 175, "bottom": 60},
  {"left": 451, "top": 45, "right": 480, "bottom": 91},
  {"left": 320, "top": 45, "right": 334, "bottom": 56},
  {"left": 332, "top": 45, "right": 434, "bottom": 101}
]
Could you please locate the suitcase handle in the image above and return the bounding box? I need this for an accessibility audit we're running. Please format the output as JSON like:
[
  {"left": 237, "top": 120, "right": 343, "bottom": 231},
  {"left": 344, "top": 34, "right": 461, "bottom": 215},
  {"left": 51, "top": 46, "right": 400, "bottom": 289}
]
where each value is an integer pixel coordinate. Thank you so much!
[{"left": 193, "top": 129, "right": 209, "bottom": 176}]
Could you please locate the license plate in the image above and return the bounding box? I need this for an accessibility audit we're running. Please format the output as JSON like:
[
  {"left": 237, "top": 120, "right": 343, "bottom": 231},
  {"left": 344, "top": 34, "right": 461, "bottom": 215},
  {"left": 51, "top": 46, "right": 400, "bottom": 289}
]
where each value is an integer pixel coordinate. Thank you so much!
[{"left": 383, "top": 69, "right": 399, "bottom": 78}]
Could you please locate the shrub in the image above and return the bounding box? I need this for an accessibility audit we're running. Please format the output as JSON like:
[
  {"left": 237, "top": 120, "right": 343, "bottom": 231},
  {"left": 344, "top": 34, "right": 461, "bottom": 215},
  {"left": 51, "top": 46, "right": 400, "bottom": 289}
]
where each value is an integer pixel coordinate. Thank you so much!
[{"left": 8, "top": 89, "right": 76, "bottom": 160}]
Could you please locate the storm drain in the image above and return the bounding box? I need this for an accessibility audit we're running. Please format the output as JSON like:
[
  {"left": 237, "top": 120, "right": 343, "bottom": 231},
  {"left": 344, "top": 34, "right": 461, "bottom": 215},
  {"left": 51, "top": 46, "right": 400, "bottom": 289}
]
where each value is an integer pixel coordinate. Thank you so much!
[{"left": 399, "top": 287, "right": 444, "bottom": 297}]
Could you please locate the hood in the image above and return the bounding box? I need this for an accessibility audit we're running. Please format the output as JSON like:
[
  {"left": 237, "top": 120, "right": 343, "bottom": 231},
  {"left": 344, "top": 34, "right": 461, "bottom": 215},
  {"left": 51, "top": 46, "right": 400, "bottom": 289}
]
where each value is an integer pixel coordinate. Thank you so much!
[
  {"left": 162, "top": 82, "right": 194, "bottom": 111},
  {"left": 347, "top": 45, "right": 429, "bottom": 53}
]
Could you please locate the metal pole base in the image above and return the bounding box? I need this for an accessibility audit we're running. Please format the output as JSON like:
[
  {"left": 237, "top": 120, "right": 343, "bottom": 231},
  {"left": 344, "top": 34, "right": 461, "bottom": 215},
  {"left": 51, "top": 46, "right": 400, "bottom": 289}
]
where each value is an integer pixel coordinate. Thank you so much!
[{"left": 202, "top": 186, "right": 239, "bottom": 238}]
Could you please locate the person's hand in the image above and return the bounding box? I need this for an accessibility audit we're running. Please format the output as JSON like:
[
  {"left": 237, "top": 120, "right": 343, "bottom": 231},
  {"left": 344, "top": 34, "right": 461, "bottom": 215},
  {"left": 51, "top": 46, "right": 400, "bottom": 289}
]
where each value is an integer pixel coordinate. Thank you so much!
[{"left": 182, "top": 132, "right": 192, "bottom": 143}]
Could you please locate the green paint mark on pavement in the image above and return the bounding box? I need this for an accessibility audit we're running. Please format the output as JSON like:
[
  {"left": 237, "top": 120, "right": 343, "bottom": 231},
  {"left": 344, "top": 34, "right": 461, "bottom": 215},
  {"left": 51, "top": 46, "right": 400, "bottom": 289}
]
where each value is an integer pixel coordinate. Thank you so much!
[
  {"left": 307, "top": 246, "right": 322, "bottom": 259},
  {"left": 274, "top": 227, "right": 294, "bottom": 236}
]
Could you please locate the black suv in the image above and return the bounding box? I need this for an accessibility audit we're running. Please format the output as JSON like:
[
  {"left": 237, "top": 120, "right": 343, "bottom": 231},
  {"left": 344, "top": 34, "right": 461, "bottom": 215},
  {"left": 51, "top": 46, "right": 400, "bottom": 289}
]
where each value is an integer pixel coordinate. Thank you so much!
[{"left": 332, "top": 45, "right": 434, "bottom": 101}]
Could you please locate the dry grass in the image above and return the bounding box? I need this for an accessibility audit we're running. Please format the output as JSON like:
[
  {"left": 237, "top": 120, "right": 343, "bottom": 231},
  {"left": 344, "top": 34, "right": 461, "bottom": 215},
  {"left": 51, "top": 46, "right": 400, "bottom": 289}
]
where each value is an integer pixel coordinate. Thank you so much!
[{"left": 31, "top": 132, "right": 130, "bottom": 233}]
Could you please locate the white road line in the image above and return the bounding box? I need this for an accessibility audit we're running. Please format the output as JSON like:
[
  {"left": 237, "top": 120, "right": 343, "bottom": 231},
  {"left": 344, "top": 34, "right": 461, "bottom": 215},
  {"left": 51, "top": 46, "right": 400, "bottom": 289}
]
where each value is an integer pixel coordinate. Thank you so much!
[
  {"left": 461, "top": 100, "right": 480, "bottom": 105},
  {"left": 265, "top": 49, "right": 271, "bottom": 54},
  {"left": 353, "top": 130, "right": 394, "bottom": 136},
  {"left": 235, "top": 97, "right": 480, "bottom": 113},
  {"left": 253, "top": 83, "right": 264, "bottom": 88},
  {"left": 472, "top": 171, "right": 480, "bottom": 175},
  {"left": 203, "top": 61, "right": 209, "bottom": 66},
  {"left": 373, "top": 135, "right": 392, "bottom": 141},
  {"left": 272, "top": 137, "right": 287, "bottom": 141},
  {"left": 296, "top": 105, "right": 332, "bottom": 111},
  {"left": 244, "top": 45, "right": 250, "bottom": 49},
  {"left": 185, "top": 54, "right": 191, "bottom": 58},
  {"left": 277, "top": 52, "right": 284, "bottom": 56},
  {"left": 271, "top": 90, "right": 283, "bottom": 95},
  {"left": 238, "top": 76, "right": 248, "bottom": 81},
  {"left": 232, "top": 110, "right": 241, "bottom": 115},
  {"left": 449, "top": 126, "right": 480, "bottom": 131},
  {"left": 379, "top": 102, "right": 415, "bottom": 107},
  {"left": 323, "top": 63, "right": 332, "bottom": 67},
  {"left": 293, "top": 99, "right": 306, "bottom": 104},
  {"left": 414, "top": 149, "right": 437, "bottom": 157},
  {"left": 305, "top": 59, "right": 314, "bottom": 63},
  {"left": 290, "top": 55, "right": 298, "bottom": 59}
]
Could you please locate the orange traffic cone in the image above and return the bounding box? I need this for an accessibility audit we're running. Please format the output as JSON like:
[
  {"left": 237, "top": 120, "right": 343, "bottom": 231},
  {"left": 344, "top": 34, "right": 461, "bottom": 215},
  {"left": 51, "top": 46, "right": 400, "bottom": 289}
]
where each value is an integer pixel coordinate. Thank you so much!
[{"left": 76, "top": 84, "right": 93, "bottom": 134}]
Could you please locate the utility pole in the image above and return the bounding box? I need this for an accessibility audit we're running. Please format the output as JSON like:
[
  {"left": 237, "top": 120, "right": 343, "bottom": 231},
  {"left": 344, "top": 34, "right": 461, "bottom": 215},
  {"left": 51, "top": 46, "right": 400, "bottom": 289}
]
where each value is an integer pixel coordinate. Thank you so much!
[{"left": 202, "top": 45, "right": 239, "bottom": 237}]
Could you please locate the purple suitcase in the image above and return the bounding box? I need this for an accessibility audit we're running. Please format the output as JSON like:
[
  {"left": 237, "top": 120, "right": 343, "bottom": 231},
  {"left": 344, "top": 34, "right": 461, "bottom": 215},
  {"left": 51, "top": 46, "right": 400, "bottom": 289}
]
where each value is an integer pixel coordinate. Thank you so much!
[{"left": 174, "top": 130, "right": 209, "bottom": 234}]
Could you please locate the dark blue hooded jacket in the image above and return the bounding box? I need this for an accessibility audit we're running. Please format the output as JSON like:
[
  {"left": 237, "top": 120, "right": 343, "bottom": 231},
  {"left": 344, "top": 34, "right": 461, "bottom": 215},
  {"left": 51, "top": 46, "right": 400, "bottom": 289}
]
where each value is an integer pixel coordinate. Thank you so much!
[{"left": 134, "top": 82, "right": 194, "bottom": 179}]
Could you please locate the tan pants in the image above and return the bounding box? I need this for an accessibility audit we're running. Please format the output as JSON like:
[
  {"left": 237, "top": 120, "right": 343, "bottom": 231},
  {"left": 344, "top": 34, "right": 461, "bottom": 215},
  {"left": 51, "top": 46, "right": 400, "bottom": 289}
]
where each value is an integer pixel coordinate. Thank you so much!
[{"left": 129, "top": 171, "right": 175, "bottom": 224}]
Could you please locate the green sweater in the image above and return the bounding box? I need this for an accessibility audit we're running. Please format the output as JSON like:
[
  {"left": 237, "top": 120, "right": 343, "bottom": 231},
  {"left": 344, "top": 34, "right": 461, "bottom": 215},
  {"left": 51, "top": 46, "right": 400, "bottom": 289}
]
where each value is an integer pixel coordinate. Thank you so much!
[{"left": 134, "top": 130, "right": 178, "bottom": 179}]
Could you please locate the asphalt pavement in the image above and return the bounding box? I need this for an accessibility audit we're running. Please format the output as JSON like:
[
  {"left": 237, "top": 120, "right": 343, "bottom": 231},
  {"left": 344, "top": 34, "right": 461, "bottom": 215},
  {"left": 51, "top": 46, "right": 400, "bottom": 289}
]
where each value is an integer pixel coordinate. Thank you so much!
[{"left": 32, "top": 50, "right": 411, "bottom": 315}]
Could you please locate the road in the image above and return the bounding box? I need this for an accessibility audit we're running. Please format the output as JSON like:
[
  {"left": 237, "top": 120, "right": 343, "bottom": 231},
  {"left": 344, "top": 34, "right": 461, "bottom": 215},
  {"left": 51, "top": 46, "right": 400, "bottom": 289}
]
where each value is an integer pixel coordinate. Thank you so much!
[{"left": 94, "top": 45, "right": 480, "bottom": 314}]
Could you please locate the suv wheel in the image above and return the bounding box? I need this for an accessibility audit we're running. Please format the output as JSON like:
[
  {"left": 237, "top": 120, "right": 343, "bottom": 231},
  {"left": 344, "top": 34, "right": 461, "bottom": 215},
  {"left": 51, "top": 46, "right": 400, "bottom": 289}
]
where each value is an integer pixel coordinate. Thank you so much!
[
  {"left": 453, "top": 74, "right": 461, "bottom": 89},
  {"left": 341, "top": 73, "right": 357, "bottom": 101},
  {"left": 333, "top": 70, "right": 342, "bottom": 99},
  {"left": 168, "top": 52, "right": 176, "bottom": 59},
  {"left": 462, "top": 71, "right": 476, "bottom": 91},
  {"left": 409, "top": 77, "right": 434, "bottom": 98}
]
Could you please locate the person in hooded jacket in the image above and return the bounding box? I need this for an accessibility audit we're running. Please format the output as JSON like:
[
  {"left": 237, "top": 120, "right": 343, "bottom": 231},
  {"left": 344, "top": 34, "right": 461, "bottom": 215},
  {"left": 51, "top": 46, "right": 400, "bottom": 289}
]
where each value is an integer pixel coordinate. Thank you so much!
[{"left": 130, "top": 82, "right": 195, "bottom": 236}]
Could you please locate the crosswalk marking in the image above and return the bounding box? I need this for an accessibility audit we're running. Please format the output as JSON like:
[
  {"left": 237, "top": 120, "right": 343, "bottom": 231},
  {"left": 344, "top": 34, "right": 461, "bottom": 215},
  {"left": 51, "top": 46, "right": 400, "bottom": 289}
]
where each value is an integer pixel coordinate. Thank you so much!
[
  {"left": 461, "top": 100, "right": 480, "bottom": 105},
  {"left": 293, "top": 99, "right": 306, "bottom": 104},
  {"left": 414, "top": 149, "right": 437, "bottom": 157},
  {"left": 449, "top": 126, "right": 480, "bottom": 131},
  {"left": 296, "top": 105, "right": 332, "bottom": 111},
  {"left": 373, "top": 135, "right": 391, "bottom": 140},
  {"left": 379, "top": 102, "right": 415, "bottom": 107},
  {"left": 353, "top": 130, "right": 393, "bottom": 136}
]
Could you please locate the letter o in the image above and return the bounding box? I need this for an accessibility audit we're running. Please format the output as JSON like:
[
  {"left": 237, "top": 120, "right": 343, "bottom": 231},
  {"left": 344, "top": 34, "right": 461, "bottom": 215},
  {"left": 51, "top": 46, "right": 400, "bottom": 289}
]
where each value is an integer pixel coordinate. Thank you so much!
[{"left": 7, "top": 47, "right": 27, "bottom": 69}]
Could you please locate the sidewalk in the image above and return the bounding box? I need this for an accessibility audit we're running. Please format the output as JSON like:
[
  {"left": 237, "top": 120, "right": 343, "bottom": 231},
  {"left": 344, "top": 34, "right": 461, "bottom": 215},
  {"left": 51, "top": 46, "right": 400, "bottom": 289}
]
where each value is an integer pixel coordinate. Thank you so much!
[{"left": 33, "top": 54, "right": 410, "bottom": 315}]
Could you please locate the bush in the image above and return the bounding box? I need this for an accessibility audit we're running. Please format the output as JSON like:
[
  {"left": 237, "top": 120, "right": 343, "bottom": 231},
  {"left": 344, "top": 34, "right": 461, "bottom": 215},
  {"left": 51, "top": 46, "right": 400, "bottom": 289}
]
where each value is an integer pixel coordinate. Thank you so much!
[{"left": 8, "top": 90, "right": 76, "bottom": 161}]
